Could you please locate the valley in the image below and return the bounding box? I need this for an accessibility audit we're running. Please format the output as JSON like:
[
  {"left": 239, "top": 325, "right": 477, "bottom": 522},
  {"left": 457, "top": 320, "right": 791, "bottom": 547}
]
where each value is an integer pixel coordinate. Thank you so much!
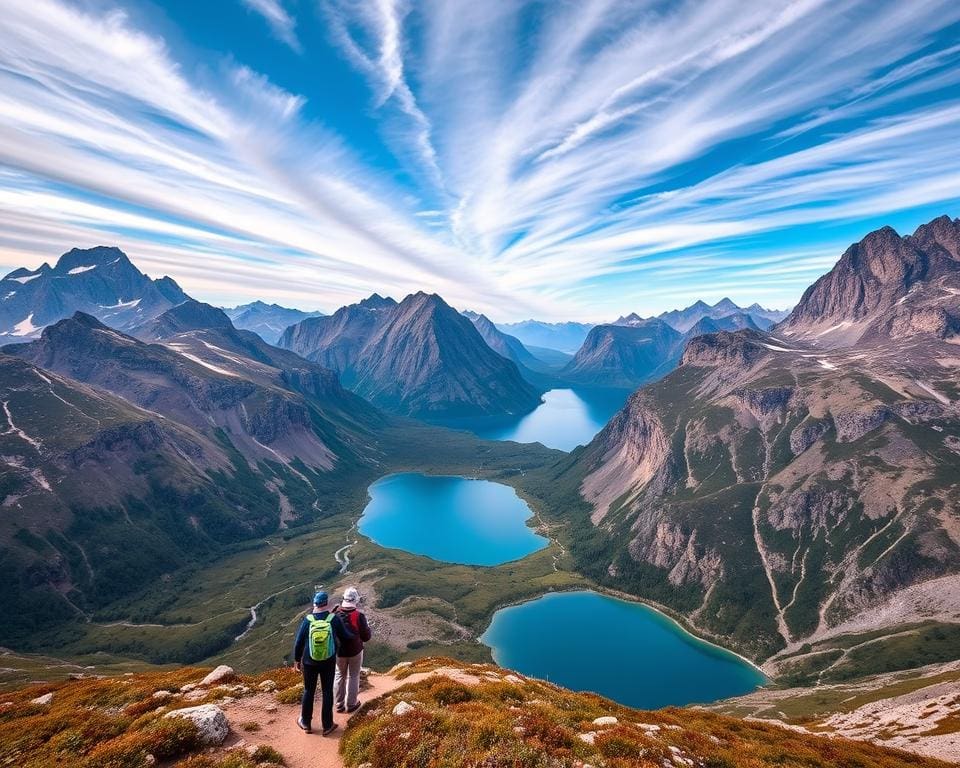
[{"left": 1, "top": 218, "right": 959, "bottom": 764}]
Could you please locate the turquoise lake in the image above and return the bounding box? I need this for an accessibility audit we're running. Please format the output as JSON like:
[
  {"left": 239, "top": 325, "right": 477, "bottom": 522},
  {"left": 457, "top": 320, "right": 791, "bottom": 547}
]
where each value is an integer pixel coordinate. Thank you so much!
[
  {"left": 443, "top": 388, "right": 629, "bottom": 451},
  {"left": 481, "top": 591, "right": 766, "bottom": 709},
  {"left": 358, "top": 473, "right": 548, "bottom": 566}
]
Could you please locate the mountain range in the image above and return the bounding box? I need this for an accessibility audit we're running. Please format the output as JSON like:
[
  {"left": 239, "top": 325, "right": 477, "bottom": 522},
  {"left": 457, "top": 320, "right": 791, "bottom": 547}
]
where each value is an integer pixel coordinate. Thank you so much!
[
  {"left": 495, "top": 319, "right": 594, "bottom": 353},
  {"left": 0, "top": 246, "right": 188, "bottom": 339},
  {"left": 279, "top": 292, "right": 543, "bottom": 418},
  {"left": 0, "top": 301, "right": 385, "bottom": 644},
  {"left": 557, "top": 215, "right": 960, "bottom": 673},
  {"left": 224, "top": 301, "right": 324, "bottom": 344}
]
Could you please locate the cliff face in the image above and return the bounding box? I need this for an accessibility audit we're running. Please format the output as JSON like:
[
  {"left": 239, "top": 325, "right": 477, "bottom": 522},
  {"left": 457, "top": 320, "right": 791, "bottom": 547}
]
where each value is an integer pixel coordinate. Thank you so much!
[
  {"left": 571, "top": 326, "right": 960, "bottom": 662},
  {"left": 780, "top": 216, "right": 960, "bottom": 346},
  {"left": 281, "top": 292, "right": 542, "bottom": 418},
  {"left": 564, "top": 216, "right": 960, "bottom": 665}
]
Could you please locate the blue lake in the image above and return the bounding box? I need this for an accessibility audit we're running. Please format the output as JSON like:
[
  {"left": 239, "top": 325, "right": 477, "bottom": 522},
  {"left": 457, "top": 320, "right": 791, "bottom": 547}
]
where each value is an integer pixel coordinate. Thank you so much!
[
  {"left": 445, "top": 388, "right": 629, "bottom": 451},
  {"left": 481, "top": 590, "right": 766, "bottom": 709},
  {"left": 358, "top": 473, "right": 548, "bottom": 566}
]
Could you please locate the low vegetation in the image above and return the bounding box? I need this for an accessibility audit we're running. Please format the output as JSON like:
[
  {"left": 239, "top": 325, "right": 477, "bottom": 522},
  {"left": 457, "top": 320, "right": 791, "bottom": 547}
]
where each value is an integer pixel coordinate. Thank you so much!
[{"left": 341, "top": 658, "right": 950, "bottom": 768}]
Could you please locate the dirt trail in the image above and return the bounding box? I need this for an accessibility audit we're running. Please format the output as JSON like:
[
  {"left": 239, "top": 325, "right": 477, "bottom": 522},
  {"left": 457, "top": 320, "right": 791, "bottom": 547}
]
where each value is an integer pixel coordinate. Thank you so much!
[{"left": 221, "top": 670, "right": 455, "bottom": 768}]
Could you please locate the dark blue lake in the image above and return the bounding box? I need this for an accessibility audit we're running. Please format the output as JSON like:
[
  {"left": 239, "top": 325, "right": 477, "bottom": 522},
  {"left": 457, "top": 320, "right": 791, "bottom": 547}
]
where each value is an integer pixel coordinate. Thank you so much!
[
  {"left": 481, "top": 590, "right": 766, "bottom": 709},
  {"left": 359, "top": 473, "right": 548, "bottom": 566},
  {"left": 444, "top": 388, "right": 629, "bottom": 451}
]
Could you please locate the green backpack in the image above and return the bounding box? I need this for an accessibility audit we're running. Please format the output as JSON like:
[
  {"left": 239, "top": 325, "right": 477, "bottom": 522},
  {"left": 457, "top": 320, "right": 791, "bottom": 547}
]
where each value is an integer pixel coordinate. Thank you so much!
[{"left": 306, "top": 613, "right": 336, "bottom": 661}]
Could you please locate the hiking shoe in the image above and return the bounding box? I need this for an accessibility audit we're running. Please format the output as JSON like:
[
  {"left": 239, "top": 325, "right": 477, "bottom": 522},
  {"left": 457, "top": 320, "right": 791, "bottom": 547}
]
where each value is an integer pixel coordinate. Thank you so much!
[
  {"left": 297, "top": 717, "right": 312, "bottom": 734},
  {"left": 322, "top": 723, "right": 339, "bottom": 737},
  {"left": 335, "top": 705, "right": 346, "bottom": 713},
  {"left": 346, "top": 702, "right": 362, "bottom": 713}
]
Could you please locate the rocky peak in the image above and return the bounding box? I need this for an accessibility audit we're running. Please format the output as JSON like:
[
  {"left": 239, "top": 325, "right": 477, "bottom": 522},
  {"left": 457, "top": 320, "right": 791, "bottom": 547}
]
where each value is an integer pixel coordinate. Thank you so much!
[
  {"left": 908, "top": 215, "right": 960, "bottom": 262},
  {"left": 780, "top": 214, "right": 960, "bottom": 346},
  {"left": 150, "top": 300, "right": 234, "bottom": 334},
  {"left": 53, "top": 245, "right": 131, "bottom": 274},
  {"left": 358, "top": 293, "right": 397, "bottom": 311},
  {"left": 681, "top": 329, "right": 769, "bottom": 369}
]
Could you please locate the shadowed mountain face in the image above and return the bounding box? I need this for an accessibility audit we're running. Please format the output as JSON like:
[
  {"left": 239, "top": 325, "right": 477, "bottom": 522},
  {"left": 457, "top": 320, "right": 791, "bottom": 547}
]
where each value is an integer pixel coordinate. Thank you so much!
[
  {"left": 683, "top": 311, "right": 761, "bottom": 338},
  {"left": 557, "top": 215, "right": 960, "bottom": 671},
  {"left": 224, "top": 301, "right": 324, "bottom": 344},
  {"left": 561, "top": 320, "right": 684, "bottom": 389},
  {"left": 0, "top": 246, "right": 189, "bottom": 339},
  {"left": 280, "top": 292, "right": 543, "bottom": 418}
]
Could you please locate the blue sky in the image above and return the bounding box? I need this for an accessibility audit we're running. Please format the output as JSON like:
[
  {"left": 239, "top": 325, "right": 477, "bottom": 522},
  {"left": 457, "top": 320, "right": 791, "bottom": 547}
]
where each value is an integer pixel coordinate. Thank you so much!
[{"left": 1, "top": 0, "right": 959, "bottom": 321}]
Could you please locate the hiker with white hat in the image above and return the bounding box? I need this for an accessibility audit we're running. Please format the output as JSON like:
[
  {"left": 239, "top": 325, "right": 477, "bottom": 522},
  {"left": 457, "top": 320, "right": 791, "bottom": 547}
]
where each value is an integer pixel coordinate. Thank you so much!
[{"left": 332, "top": 586, "right": 372, "bottom": 713}]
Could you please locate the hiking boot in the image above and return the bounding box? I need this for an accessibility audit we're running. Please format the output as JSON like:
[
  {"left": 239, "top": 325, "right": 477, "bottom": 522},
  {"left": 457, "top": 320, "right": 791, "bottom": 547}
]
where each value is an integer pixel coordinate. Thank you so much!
[
  {"left": 322, "top": 723, "right": 339, "bottom": 736},
  {"left": 297, "top": 717, "right": 312, "bottom": 734},
  {"left": 346, "top": 702, "right": 362, "bottom": 713},
  {"left": 336, "top": 705, "right": 346, "bottom": 713}
]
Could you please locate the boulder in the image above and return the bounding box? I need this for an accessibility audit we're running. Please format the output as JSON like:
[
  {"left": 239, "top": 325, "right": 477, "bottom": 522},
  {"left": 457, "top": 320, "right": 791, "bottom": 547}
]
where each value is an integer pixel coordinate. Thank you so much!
[
  {"left": 200, "top": 665, "right": 235, "bottom": 686},
  {"left": 30, "top": 693, "right": 53, "bottom": 705},
  {"left": 164, "top": 704, "right": 229, "bottom": 746},
  {"left": 592, "top": 716, "right": 618, "bottom": 726},
  {"left": 578, "top": 731, "right": 597, "bottom": 745},
  {"left": 392, "top": 701, "right": 415, "bottom": 716}
]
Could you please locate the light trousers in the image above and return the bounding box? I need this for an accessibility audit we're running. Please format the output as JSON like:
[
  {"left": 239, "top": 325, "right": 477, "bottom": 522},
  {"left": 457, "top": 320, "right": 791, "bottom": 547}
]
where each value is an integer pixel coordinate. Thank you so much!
[{"left": 334, "top": 650, "right": 363, "bottom": 708}]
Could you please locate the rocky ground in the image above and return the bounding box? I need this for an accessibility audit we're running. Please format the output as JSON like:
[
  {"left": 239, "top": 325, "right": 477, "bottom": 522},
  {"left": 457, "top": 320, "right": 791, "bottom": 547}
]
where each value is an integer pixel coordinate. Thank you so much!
[{"left": 3, "top": 658, "right": 956, "bottom": 767}]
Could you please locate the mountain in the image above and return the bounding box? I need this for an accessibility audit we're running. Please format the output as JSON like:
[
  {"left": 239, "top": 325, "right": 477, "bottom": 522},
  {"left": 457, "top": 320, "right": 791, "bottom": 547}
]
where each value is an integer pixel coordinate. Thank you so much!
[
  {"left": 7, "top": 306, "right": 381, "bottom": 471},
  {"left": 0, "top": 246, "right": 189, "bottom": 339},
  {"left": 495, "top": 319, "right": 594, "bottom": 354},
  {"left": 779, "top": 215, "right": 960, "bottom": 347},
  {"left": 554, "top": 215, "right": 960, "bottom": 675},
  {"left": 683, "top": 311, "right": 761, "bottom": 339},
  {"left": 224, "top": 300, "right": 324, "bottom": 344},
  {"left": 561, "top": 319, "right": 683, "bottom": 389},
  {"left": 462, "top": 310, "right": 562, "bottom": 387},
  {"left": 0, "top": 350, "right": 243, "bottom": 644},
  {"left": 643, "top": 298, "right": 789, "bottom": 333},
  {"left": 0, "top": 306, "right": 386, "bottom": 644},
  {"left": 279, "top": 292, "right": 543, "bottom": 418}
]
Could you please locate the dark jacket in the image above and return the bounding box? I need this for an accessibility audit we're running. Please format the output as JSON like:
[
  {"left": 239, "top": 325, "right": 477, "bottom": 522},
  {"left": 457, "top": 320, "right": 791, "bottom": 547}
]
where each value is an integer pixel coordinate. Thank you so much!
[
  {"left": 293, "top": 609, "right": 355, "bottom": 666},
  {"left": 335, "top": 607, "right": 371, "bottom": 658}
]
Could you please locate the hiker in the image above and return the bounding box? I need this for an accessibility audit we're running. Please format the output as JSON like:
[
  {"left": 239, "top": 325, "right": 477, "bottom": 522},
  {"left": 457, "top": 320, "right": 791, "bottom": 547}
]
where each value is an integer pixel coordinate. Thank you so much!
[
  {"left": 292, "top": 590, "right": 355, "bottom": 736},
  {"left": 333, "top": 586, "right": 372, "bottom": 713}
]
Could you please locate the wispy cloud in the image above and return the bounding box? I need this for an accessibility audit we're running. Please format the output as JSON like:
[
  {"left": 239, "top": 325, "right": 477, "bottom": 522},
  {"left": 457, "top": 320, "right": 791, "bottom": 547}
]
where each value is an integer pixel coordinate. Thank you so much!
[
  {"left": 0, "top": 0, "right": 959, "bottom": 320},
  {"left": 240, "top": 0, "right": 301, "bottom": 52}
]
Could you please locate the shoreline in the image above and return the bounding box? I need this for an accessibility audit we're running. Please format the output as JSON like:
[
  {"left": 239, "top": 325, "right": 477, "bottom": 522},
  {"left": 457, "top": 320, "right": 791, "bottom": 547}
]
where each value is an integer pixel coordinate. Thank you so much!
[
  {"left": 360, "top": 469, "right": 767, "bottom": 680},
  {"left": 354, "top": 468, "right": 774, "bottom": 688}
]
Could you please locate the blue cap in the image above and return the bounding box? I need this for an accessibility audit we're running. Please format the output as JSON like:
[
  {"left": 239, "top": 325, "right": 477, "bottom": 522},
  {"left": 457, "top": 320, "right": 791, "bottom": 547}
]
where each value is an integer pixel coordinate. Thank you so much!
[{"left": 313, "top": 591, "right": 328, "bottom": 606}]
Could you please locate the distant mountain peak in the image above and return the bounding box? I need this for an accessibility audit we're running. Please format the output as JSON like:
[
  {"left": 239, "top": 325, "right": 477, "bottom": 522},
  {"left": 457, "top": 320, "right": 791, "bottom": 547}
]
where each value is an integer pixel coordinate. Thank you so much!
[
  {"left": 357, "top": 293, "right": 397, "bottom": 311},
  {"left": 281, "top": 291, "right": 541, "bottom": 418},
  {"left": 54, "top": 245, "right": 130, "bottom": 273},
  {"left": 0, "top": 245, "right": 191, "bottom": 339}
]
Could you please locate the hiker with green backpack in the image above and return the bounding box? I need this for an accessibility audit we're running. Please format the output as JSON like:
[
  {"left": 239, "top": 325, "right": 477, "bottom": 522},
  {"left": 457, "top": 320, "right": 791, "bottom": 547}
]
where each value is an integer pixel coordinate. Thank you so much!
[{"left": 292, "top": 590, "right": 356, "bottom": 736}]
